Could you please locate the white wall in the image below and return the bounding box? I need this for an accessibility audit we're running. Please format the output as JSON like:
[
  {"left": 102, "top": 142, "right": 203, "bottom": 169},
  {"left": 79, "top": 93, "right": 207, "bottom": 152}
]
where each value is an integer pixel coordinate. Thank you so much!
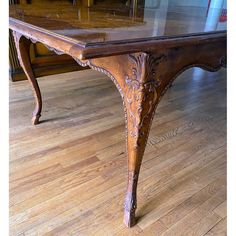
[
  {"left": 169, "top": 0, "right": 208, "bottom": 8},
  {"left": 144, "top": 0, "right": 169, "bottom": 36},
  {"left": 144, "top": 0, "right": 161, "bottom": 8}
]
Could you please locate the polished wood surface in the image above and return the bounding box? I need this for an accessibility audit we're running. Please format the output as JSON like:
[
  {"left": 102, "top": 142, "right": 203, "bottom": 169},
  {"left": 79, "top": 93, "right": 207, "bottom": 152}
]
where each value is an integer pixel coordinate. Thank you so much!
[
  {"left": 9, "top": 0, "right": 227, "bottom": 227},
  {"left": 9, "top": 2, "right": 227, "bottom": 59},
  {"left": 10, "top": 68, "right": 226, "bottom": 235},
  {"left": 9, "top": 1, "right": 226, "bottom": 45}
]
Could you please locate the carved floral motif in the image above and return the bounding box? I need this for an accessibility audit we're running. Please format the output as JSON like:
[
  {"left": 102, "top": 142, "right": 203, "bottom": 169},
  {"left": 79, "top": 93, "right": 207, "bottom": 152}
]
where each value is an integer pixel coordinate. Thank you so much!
[{"left": 125, "top": 53, "right": 165, "bottom": 147}]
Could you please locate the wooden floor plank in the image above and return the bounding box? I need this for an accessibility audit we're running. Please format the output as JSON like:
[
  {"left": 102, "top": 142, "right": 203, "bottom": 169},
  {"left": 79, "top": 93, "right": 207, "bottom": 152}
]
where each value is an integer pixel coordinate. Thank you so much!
[
  {"left": 214, "top": 201, "right": 227, "bottom": 218},
  {"left": 10, "top": 68, "right": 226, "bottom": 235},
  {"left": 160, "top": 188, "right": 225, "bottom": 236},
  {"left": 204, "top": 217, "right": 227, "bottom": 236}
]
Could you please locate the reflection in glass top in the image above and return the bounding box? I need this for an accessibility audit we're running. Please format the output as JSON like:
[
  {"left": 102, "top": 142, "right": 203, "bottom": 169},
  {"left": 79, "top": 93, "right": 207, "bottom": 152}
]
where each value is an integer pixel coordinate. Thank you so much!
[{"left": 9, "top": 0, "right": 227, "bottom": 45}]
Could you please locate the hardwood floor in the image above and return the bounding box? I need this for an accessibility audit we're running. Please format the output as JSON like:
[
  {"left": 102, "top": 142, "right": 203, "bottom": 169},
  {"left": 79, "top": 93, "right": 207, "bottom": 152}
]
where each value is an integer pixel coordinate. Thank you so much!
[{"left": 9, "top": 67, "right": 226, "bottom": 236}]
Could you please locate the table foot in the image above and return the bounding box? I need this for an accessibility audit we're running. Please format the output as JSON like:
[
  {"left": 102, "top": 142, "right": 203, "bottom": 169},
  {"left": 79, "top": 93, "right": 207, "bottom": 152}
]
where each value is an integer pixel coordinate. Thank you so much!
[
  {"left": 124, "top": 171, "right": 138, "bottom": 227},
  {"left": 124, "top": 209, "right": 136, "bottom": 227},
  {"left": 32, "top": 114, "right": 41, "bottom": 125}
]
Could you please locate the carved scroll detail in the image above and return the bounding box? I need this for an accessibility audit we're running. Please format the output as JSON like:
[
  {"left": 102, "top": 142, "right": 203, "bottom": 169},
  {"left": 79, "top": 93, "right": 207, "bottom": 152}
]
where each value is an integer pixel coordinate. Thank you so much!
[{"left": 125, "top": 53, "right": 165, "bottom": 147}]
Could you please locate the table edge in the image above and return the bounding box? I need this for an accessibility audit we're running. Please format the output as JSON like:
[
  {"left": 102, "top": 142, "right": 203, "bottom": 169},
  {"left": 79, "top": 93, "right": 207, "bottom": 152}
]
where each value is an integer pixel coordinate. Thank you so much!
[{"left": 9, "top": 17, "right": 227, "bottom": 60}]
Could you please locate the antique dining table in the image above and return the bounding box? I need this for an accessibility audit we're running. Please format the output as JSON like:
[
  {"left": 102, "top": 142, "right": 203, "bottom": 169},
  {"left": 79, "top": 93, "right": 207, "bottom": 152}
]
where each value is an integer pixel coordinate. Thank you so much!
[{"left": 9, "top": 1, "right": 226, "bottom": 228}]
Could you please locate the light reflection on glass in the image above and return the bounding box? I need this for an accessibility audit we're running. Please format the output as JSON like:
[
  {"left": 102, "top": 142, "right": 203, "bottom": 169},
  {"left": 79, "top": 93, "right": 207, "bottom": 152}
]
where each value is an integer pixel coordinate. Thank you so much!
[{"left": 193, "top": 0, "right": 226, "bottom": 79}]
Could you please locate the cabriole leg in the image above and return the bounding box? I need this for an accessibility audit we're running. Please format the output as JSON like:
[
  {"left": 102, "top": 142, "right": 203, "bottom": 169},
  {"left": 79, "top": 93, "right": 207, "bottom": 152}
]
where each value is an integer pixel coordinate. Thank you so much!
[
  {"left": 124, "top": 100, "right": 157, "bottom": 227},
  {"left": 89, "top": 53, "right": 163, "bottom": 227},
  {"left": 121, "top": 53, "right": 161, "bottom": 227},
  {"left": 13, "top": 31, "right": 42, "bottom": 125}
]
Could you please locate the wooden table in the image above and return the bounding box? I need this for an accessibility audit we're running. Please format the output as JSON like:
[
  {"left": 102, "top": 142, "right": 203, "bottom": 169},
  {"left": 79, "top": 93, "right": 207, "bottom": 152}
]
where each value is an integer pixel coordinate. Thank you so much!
[{"left": 9, "top": 1, "right": 226, "bottom": 228}]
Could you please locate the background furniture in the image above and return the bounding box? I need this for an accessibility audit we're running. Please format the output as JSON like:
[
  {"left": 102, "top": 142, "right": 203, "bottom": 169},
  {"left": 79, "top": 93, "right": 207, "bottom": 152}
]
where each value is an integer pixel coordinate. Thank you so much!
[{"left": 9, "top": 0, "right": 86, "bottom": 81}]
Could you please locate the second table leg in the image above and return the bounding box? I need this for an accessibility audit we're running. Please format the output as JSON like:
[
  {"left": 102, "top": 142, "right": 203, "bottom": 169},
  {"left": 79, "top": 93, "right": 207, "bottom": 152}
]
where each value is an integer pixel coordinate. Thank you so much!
[{"left": 13, "top": 31, "right": 42, "bottom": 125}]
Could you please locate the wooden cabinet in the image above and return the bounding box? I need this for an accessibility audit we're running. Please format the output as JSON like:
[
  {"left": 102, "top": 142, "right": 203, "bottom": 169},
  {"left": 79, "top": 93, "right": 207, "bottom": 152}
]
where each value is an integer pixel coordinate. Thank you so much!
[{"left": 9, "top": 0, "right": 85, "bottom": 81}]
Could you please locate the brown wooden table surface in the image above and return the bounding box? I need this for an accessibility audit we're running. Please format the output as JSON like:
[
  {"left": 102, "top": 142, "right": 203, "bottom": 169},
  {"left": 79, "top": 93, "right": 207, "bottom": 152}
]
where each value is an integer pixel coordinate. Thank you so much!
[{"left": 9, "top": 0, "right": 226, "bottom": 228}]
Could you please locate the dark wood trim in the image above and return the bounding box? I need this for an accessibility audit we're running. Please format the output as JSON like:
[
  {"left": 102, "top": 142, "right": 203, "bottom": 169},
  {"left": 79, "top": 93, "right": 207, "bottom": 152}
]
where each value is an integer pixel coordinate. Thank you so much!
[
  {"left": 80, "top": 31, "right": 226, "bottom": 59},
  {"left": 9, "top": 18, "right": 226, "bottom": 60}
]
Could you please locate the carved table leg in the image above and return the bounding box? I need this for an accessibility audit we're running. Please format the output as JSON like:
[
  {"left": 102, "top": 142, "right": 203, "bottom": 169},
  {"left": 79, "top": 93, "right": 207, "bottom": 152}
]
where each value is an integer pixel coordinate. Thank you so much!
[
  {"left": 88, "top": 53, "right": 164, "bottom": 227},
  {"left": 12, "top": 31, "right": 42, "bottom": 125},
  {"left": 124, "top": 99, "right": 158, "bottom": 227},
  {"left": 74, "top": 39, "right": 226, "bottom": 227},
  {"left": 122, "top": 54, "right": 163, "bottom": 227}
]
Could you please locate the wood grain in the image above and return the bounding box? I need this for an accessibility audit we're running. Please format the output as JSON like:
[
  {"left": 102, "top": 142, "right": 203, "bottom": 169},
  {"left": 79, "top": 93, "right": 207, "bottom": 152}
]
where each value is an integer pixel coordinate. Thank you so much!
[{"left": 10, "top": 67, "right": 226, "bottom": 235}]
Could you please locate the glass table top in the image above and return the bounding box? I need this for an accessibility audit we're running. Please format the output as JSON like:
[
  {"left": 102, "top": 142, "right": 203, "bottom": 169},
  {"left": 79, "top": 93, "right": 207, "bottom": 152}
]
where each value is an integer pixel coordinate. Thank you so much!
[{"left": 9, "top": 0, "right": 227, "bottom": 46}]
